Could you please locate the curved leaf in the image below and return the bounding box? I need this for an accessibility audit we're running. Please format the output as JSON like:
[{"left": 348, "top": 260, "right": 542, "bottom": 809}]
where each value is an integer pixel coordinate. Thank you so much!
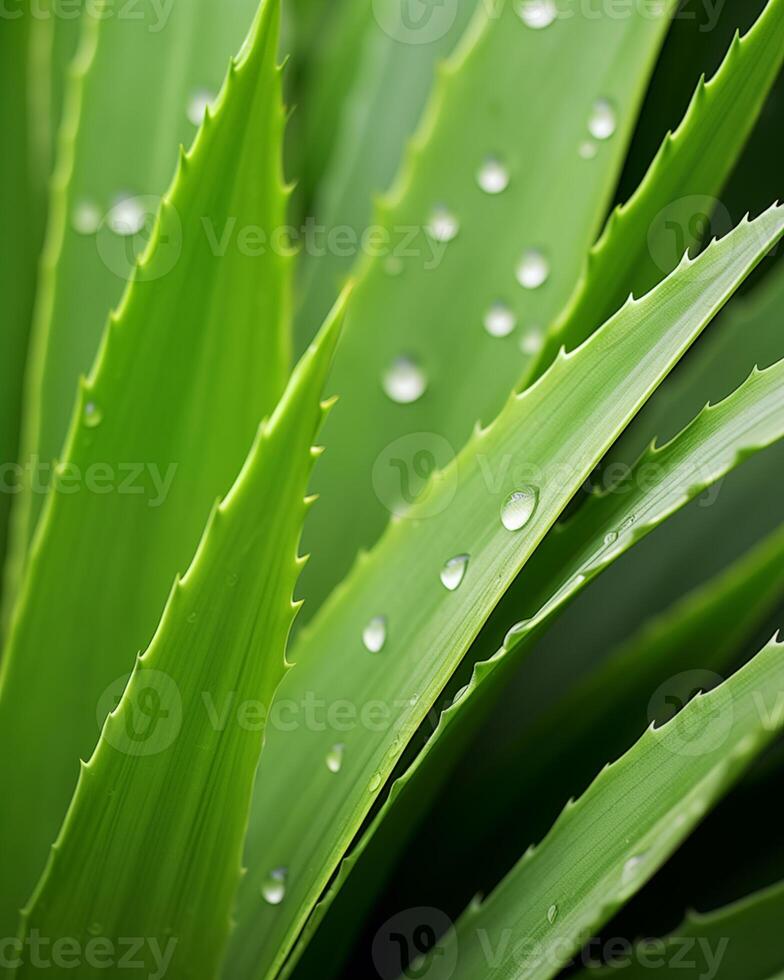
[
  {"left": 427, "top": 637, "right": 784, "bottom": 980},
  {"left": 9, "top": 311, "right": 341, "bottom": 980}
]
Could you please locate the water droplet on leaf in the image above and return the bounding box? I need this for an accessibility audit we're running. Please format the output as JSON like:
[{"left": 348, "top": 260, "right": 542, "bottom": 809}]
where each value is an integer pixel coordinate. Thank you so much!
[
  {"left": 622, "top": 852, "right": 648, "bottom": 885},
  {"left": 516, "top": 249, "right": 550, "bottom": 289},
  {"left": 382, "top": 356, "right": 427, "bottom": 404},
  {"left": 187, "top": 88, "right": 215, "bottom": 126},
  {"left": 72, "top": 200, "right": 102, "bottom": 235},
  {"left": 588, "top": 98, "right": 617, "bottom": 141},
  {"left": 83, "top": 402, "right": 102, "bottom": 428},
  {"left": 579, "top": 140, "right": 598, "bottom": 159},
  {"left": 440, "top": 554, "right": 470, "bottom": 591},
  {"left": 501, "top": 487, "right": 539, "bottom": 531},
  {"left": 363, "top": 616, "right": 387, "bottom": 653},
  {"left": 484, "top": 302, "right": 517, "bottom": 338},
  {"left": 477, "top": 158, "right": 509, "bottom": 195},
  {"left": 427, "top": 206, "right": 459, "bottom": 243},
  {"left": 326, "top": 743, "right": 345, "bottom": 773},
  {"left": 261, "top": 867, "right": 287, "bottom": 905},
  {"left": 515, "top": 0, "right": 557, "bottom": 28},
  {"left": 108, "top": 195, "right": 145, "bottom": 237},
  {"left": 547, "top": 904, "right": 558, "bottom": 924}
]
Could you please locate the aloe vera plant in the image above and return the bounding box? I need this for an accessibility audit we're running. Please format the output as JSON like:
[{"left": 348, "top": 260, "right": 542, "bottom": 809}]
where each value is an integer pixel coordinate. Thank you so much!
[{"left": 1, "top": 0, "right": 783, "bottom": 977}]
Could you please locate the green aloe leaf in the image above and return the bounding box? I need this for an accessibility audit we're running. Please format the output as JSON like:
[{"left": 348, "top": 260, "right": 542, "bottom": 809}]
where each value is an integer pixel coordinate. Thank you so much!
[
  {"left": 294, "top": 0, "right": 479, "bottom": 340},
  {"left": 528, "top": 0, "right": 784, "bottom": 383},
  {"left": 5, "top": 0, "right": 263, "bottom": 607},
  {"left": 297, "top": 0, "right": 676, "bottom": 613},
  {"left": 579, "top": 880, "right": 784, "bottom": 979},
  {"left": 285, "top": 350, "right": 784, "bottom": 973},
  {"left": 0, "top": 3, "right": 47, "bottom": 605},
  {"left": 556, "top": 246, "right": 784, "bottom": 687},
  {"left": 9, "top": 311, "right": 340, "bottom": 980},
  {"left": 0, "top": 0, "right": 290, "bottom": 938},
  {"left": 230, "top": 208, "right": 784, "bottom": 980},
  {"left": 426, "top": 636, "right": 784, "bottom": 980},
  {"left": 456, "top": 520, "right": 784, "bottom": 869}
]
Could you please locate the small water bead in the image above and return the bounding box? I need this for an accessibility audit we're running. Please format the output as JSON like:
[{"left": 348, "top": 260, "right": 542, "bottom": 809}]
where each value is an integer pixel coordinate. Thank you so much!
[
  {"left": 427, "top": 206, "right": 460, "bottom": 243},
  {"left": 520, "top": 327, "right": 543, "bottom": 355},
  {"left": 484, "top": 302, "right": 517, "bottom": 338},
  {"left": 108, "top": 195, "right": 145, "bottom": 237},
  {"left": 369, "top": 772, "right": 383, "bottom": 793},
  {"left": 326, "top": 743, "right": 345, "bottom": 774},
  {"left": 547, "top": 904, "right": 559, "bottom": 925},
  {"left": 384, "top": 255, "right": 404, "bottom": 277},
  {"left": 588, "top": 98, "right": 617, "bottom": 141},
  {"left": 88, "top": 923, "right": 103, "bottom": 937},
  {"left": 515, "top": 0, "right": 557, "bottom": 28},
  {"left": 363, "top": 615, "right": 387, "bottom": 653},
  {"left": 72, "top": 200, "right": 102, "bottom": 236},
  {"left": 83, "top": 401, "right": 102, "bottom": 428},
  {"left": 382, "top": 356, "right": 427, "bottom": 404},
  {"left": 516, "top": 249, "right": 550, "bottom": 290},
  {"left": 604, "top": 530, "right": 619, "bottom": 547},
  {"left": 187, "top": 88, "right": 216, "bottom": 126},
  {"left": 579, "top": 140, "right": 598, "bottom": 160},
  {"left": 621, "top": 852, "right": 648, "bottom": 885},
  {"left": 477, "top": 158, "right": 510, "bottom": 195},
  {"left": 501, "top": 487, "right": 539, "bottom": 531},
  {"left": 261, "top": 867, "right": 288, "bottom": 906},
  {"left": 440, "top": 554, "right": 470, "bottom": 592}
]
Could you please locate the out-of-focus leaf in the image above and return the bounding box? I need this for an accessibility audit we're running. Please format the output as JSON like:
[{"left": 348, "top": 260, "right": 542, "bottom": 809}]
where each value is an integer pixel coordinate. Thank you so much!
[
  {"left": 4, "top": 0, "right": 263, "bottom": 609},
  {"left": 0, "top": 3, "right": 47, "bottom": 612},
  {"left": 294, "top": 0, "right": 479, "bottom": 341},
  {"left": 297, "top": 0, "right": 676, "bottom": 614},
  {"left": 427, "top": 637, "right": 784, "bottom": 980},
  {"left": 230, "top": 209, "right": 784, "bottom": 980},
  {"left": 0, "top": 0, "right": 290, "bottom": 937},
  {"left": 11, "top": 311, "right": 341, "bottom": 980}
]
